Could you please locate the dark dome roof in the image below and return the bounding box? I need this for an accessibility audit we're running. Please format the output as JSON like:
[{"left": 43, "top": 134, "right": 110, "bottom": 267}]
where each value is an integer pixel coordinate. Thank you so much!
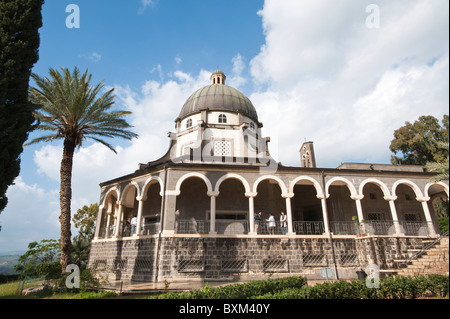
[{"left": 178, "top": 84, "right": 258, "bottom": 122}]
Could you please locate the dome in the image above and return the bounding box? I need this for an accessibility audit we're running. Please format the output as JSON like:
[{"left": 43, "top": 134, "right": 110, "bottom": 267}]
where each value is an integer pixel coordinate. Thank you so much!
[{"left": 178, "top": 71, "right": 258, "bottom": 122}]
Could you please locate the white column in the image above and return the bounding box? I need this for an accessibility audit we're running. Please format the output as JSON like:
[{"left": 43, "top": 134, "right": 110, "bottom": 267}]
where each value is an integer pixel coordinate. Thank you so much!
[
  {"left": 104, "top": 210, "right": 111, "bottom": 238},
  {"left": 384, "top": 196, "right": 402, "bottom": 235},
  {"left": 282, "top": 193, "right": 295, "bottom": 235},
  {"left": 208, "top": 191, "right": 219, "bottom": 235},
  {"left": 114, "top": 202, "right": 124, "bottom": 238},
  {"left": 318, "top": 194, "right": 330, "bottom": 234},
  {"left": 245, "top": 192, "right": 257, "bottom": 235},
  {"left": 94, "top": 205, "right": 104, "bottom": 240},
  {"left": 417, "top": 196, "right": 436, "bottom": 236},
  {"left": 134, "top": 196, "right": 146, "bottom": 236},
  {"left": 351, "top": 195, "right": 365, "bottom": 223}
]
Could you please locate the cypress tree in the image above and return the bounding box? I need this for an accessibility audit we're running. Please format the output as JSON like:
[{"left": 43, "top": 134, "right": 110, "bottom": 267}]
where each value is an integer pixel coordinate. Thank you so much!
[{"left": 0, "top": 0, "right": 44, "bottom": 216}]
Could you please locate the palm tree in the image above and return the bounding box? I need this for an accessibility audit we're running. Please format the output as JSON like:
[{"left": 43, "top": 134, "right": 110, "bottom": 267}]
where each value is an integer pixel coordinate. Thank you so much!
[{"left": 26, "top": 67, "right": 138, "bottom": 273}]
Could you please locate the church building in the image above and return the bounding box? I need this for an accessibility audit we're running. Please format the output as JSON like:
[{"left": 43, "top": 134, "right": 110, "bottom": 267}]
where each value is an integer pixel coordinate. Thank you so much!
[{"left": 88, "top": 70, "right": 448, "bottom": 283}]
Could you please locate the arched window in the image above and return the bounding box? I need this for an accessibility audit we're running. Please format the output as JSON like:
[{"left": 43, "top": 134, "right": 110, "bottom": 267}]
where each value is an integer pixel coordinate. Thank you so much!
[
  {"left": 218, "top": 114, "right": 227, "bottom": 123},
  {"left": 249, "top": 122, "right": 255, "bottom": 130},
  {"left": 186, "top": 118, "right": 192, "bottom": 128}
]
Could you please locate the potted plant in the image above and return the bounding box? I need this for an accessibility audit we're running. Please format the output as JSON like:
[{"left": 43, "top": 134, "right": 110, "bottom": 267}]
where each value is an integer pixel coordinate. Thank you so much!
[{"left": 353, "top": 217, "right": 370, "bottom": 237}]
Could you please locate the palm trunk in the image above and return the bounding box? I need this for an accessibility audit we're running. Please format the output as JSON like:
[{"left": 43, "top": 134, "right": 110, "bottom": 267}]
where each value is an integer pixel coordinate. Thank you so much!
[{"left": 60, "top": 137, "right": 75, "bottom": 273}]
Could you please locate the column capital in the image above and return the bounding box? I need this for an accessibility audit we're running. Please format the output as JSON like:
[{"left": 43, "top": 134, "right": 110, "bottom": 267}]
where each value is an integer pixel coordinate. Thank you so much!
[
  {"left": 351, "top": 195, "right": 364, "bottom": 201},
  {"left": 165, "top": 190, "right": 181, "bottom": 196},
  {"left": 207, "top": 191, "right": 220, "bottom": 197},
  {"left": 384, "top": 195, "right": 397, "bottom": 201},
  {"left": 416, "top": 196, "right": 431, "bottom": 202},
  {"left": 245, "top": 192, "right": 258, "bottom": 198},
  {"left": 136, "top": 195, "right": 147, "bottom": 201},
  {"left": 281, "top": 192, "right": 295, "bottom": 199},
  {"left": 316, "top": 193, "right": 329, "bottom": 200}
]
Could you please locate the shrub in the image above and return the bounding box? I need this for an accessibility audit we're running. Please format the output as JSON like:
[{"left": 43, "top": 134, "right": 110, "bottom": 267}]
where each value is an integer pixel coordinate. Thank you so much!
[
  {"left": 155, "top": 275, "right": 448, "bottom": 299},
  {"left": 158, "top": 276, "right": 308, "bottom": 299}
]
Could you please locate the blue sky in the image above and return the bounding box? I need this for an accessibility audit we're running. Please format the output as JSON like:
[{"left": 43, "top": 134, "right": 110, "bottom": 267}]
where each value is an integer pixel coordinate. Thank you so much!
[{"left": 0, "top": 0, "right": 448, "bottom": 254}]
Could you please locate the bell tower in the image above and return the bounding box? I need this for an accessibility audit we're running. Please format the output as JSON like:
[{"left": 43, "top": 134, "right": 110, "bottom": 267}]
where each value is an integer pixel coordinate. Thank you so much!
[{"left": 300, "top": 141, "right": 316, "bottom": 168}]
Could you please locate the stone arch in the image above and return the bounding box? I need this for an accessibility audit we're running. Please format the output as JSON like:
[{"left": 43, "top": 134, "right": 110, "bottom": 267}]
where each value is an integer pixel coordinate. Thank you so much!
[
  {"left": 325, "top": 177, "right": 357, "bottom": 198},
  {"left": 142, "top": 176, "right": 164, "bottom": 199},
  {"left": 289, "top": 176, "right": 324, "bottom": 233},
  {"left": 392, "top": 179, "right": 424, "bottom": 199},
  {"left": 424, "top": 182, "right": 449, "bottom": 198},
  {"left": 175, "top": 172, "right": 213, "bottom": 194},
  {"left": 120, "top": 181, "right": 140, "bottom": 204},
  {"left": 326, "top": 177, "right": 358, "bottom": 224},
  {"left": 289, "top": 176, "right": 323, "bottom": 197},
  {"left": 359, "top": 178, "right": 392, "bottom": 223},
  {"left": 252, "top": 175, "right": 288, "bottom": 194},
  {"left": 98, "top": 186, "right": 120, "bottom": 238},
  {"left": 358, "top": 178, "right": 391, "bottom": 198},
  {"left": 214, "top": 173, "right": 251, "bottom": 193},
  {"left": 101, "top": 186, "right": 120, "bottom": 208},
  {"left": 175, "top": 173, "right": 211, "bottom": 234}
]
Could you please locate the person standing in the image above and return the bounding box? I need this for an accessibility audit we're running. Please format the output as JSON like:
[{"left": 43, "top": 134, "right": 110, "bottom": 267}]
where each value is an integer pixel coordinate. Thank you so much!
[
  {"left": 266, "top": 213, "right": 276, "bottom": 234},
  {"left": 254, "top": 212, "right": 262, "bottom": 234},
  {"left": 280, "top": 212, "right": 287, "bottom": 235},
  {"left": 131, "top": 216, "right": 138, "bottom": 234}
]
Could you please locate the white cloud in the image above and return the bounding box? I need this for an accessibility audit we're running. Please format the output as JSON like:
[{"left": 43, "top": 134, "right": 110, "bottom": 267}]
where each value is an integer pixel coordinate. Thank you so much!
[
  {"left": 174, "top": 54, "right": 182, "bottom": 64},
  {"left": 0, "top": 177, "right": 60, "bottom": 252},
  {"left": 27, "top": 68, "right": 214, "bottom": 216},
  {"left": 227, "top": 53, "right": 247, "bottom": 89},
  {"left": 2, "top": 0, "right": 447, "bottom": 253},
  {"left": 88, "top": 51, "right": 102, "bottom": 63},
  {"left": 250, "top": 0, "right": 449, "bottom": 167},
  {"left": 139, "top": 0, "right": 157, "bottom": 14}
]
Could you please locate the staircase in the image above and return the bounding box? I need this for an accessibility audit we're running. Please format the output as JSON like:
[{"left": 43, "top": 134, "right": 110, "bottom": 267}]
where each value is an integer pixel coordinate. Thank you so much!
[{"left": 395, "top": 234, "right": 449, "bottom": 277}]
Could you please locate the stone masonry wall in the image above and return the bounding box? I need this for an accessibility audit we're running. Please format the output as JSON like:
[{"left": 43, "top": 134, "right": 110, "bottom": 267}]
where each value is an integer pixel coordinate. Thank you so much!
[{"left": 89, "top": 236, "right": 365, "bottom": 283}]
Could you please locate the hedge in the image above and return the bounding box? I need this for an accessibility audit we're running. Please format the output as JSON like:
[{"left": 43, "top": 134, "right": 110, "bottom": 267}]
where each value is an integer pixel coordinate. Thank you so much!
[
  {"left": 155, "top": 275, "right": 448, "bottom": 299},
  {"left": 156, "top": 276, "right": 307, "bottom": 299},
  {"left": 254, "top": 274, "right": 449, "bottom": 299}
]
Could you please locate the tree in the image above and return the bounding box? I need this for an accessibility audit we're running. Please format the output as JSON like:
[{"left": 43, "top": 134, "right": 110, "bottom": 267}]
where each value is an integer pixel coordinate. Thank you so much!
[
  {"left": 0, "top": 0, "right": 44, "bottom": 217},
  {"left": 73, "top": 203, "right": 98, "bottom": 243},
  {"left": 26, "top": 67, "right": 138, "bottom": 273},
  {"left": 390, "top": 115, "right": 448, "bottom": 166},
  {"left": 425, "top": 141, "right": 449, "bottom": 182},
  {"left": 15, "top": 239, "right": 60, "bottom": 278},
  {"left": 425, "top": 141, "right": 449, "bottom": 234},
  {"left": 72, "top": 203, "right": 98, "bottom": 267}
]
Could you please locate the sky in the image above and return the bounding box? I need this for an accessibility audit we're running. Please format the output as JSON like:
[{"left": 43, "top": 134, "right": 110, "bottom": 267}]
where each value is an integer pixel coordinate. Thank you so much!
[{"left": 0, "top": 0, "right": 448, "bottom": 253}]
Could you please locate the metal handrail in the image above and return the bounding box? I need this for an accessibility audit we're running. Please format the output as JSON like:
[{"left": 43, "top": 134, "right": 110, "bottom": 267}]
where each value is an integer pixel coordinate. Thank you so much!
[{"left": 400, "top": 230, "right": 449, "bottom": 268}]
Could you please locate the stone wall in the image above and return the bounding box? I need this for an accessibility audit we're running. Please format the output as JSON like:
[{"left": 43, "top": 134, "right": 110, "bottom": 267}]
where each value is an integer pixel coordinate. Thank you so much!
[{"left": 89, "top": 236, "right": 366, "bottom": 283}]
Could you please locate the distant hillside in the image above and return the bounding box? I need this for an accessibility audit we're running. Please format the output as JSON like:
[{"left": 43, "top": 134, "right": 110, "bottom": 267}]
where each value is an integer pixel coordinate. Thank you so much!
[{"left": 0, "top": 253, "right": 22, "bottom": 275}]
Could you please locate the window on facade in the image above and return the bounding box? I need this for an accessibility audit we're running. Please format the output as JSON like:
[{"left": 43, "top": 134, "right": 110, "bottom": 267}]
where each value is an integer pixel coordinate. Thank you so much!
[
  {"left": 214, "top": 140, "right": 232, "bottom": 156},
  {"left": 218, "top": 114, "right": 227, "bottom": 123},
  {"left": 186, "top": 118, "right": 192, "bottom": 128},
  {"left": 250, "top": 122, "right": 255, "bottom": 130}
]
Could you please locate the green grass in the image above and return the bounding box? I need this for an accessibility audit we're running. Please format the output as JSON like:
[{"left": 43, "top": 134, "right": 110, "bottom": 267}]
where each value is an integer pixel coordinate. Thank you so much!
[{"left": 0, "top": 280, "right": 118, "bottom": 299}]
